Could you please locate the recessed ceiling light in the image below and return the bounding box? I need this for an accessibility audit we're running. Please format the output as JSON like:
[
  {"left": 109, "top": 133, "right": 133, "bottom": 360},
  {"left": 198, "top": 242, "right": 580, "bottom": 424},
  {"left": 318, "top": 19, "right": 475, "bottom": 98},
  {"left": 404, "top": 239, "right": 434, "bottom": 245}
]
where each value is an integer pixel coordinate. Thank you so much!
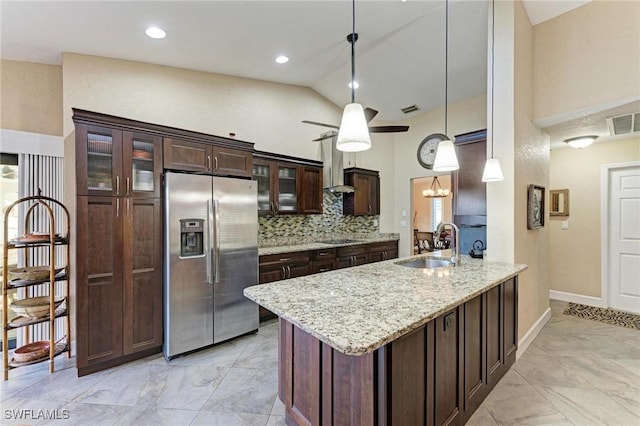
[
  {"left": 145, "top": 26, "right": 166, "bottom": 39},
  {"left": 348, "top": 81, "right": 360, "bottom": 89},
  {"left": 275, "top": 55, "right": 289, "bottom": 64}
]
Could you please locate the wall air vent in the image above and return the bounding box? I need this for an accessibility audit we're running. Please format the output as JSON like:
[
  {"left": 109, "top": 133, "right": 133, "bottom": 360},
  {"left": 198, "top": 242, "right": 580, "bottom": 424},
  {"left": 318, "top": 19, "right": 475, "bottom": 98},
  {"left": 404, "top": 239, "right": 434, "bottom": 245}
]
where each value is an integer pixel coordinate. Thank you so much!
[
  {"left": 607, "top": 112, "right": 640, "bottom": 135},
  {"left": 401, "top": 105, "right": 420, "bottom": 114}
]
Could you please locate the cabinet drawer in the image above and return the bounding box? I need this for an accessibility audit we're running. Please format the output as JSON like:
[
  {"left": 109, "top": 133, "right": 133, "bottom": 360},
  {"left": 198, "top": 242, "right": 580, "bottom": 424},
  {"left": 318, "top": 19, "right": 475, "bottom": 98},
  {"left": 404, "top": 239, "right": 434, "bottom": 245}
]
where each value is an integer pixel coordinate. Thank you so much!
[
  {"left": 311, "top": 259, "right": 335, "bottom": 274},
  {"left": 336, "top": 245, "right": 367, "bottom": 257},
  {"left": 336, "top": 253, "right": 368, "bottom": 269},
  {"left": 368, "top": 241, "right": 398, "bottom": 253},
  {"left": 312, "top": 248, "right": 336, "bottom": 260},
  {"left": 260, "top": 251, "right": 310, "bottom": 267}
]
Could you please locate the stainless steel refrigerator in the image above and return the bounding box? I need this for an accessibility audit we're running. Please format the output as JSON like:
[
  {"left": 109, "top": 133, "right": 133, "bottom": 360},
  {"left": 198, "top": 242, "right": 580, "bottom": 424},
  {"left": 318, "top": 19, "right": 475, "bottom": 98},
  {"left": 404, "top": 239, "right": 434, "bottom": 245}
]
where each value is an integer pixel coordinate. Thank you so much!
[{"left": 163, "top": 171, "right": 258, "bottom": 360}]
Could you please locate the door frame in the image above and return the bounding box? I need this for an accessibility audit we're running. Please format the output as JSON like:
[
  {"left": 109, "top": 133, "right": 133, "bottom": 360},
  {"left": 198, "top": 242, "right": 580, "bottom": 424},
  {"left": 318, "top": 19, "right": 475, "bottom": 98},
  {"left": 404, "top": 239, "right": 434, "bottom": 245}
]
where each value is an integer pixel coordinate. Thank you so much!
[{"left": 600, "top": 161, "right": 640, "bottom": 309}]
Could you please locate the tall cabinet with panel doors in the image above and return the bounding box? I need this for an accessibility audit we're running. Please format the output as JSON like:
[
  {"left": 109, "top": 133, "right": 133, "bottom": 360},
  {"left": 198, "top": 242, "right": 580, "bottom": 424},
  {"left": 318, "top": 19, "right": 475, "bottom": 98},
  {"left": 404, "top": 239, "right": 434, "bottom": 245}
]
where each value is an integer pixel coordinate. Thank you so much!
[
  {"left": 252, "top": 151, "right": 323, "bottom": 216},
  {"left": 343, "top": 167, "right": 380, "bottom": 216},
  {"left": 73, "top": 109, "right": 163, "bottom": 376}
]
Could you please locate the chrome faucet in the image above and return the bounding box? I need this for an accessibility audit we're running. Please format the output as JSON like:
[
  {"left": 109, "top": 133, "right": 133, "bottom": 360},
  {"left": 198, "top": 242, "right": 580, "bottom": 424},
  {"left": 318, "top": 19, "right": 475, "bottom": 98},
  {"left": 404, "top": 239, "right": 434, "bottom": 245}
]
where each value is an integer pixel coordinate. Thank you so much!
[{"left": 436, "top": 221, "right": 461, "bottom": 265}]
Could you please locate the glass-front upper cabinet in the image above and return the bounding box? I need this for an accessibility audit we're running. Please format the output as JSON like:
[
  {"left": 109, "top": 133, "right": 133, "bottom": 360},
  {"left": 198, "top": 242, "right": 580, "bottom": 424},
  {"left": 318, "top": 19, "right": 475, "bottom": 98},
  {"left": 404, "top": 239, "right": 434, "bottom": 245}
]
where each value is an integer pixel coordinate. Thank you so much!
[
  {"left": 77, "top": 124, "right": 161, "bottom": 198},
  {"left": 277, "top": 166, "right": 297, "bottom": 213},
  {"left": 253, "top": 162, "right": 271, "bottom": 214},
  {"left": 252, "top": 158, "right": 299, "bottom": 215},
  {"left": 124, "top": 132, "right": 162, "bottom": 198}
]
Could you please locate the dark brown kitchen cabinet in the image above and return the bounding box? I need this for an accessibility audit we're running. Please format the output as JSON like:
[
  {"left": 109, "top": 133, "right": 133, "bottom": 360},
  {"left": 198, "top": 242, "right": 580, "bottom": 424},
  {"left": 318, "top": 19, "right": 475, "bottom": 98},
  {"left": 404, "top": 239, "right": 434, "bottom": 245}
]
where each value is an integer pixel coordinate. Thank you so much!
[
  {"left": 452, "top": 130, "right": 487, "bottom": 218},
  {"left": 76, "top": 195, "right": 162, "bottom": 376},
  {"left": 279, "top": 276, "right": 519, "bottom": 426},
  {"left": 75, "top": 124, "right": 163, "bottom": 199},
  {"left": 258, "top": 251, "right": 311, "bottom": 321},
  {"left": 163, "top": 138, "right": 252, "bottom": 177},
  {"left": 335, "top": 244, "right": 368, "bottom": 269},
  {"left": 299, "top": 166, "right": 323, "bottom": 214},
  {"left": 253, "top": 151, "right": 323, "bottom": 216},
  {"left": 367, "top": 241, "right": 398, "bottom": 263},
  {"left": 343, "top": 167, "right": 380, "bottom": 215},
  {"left": 310, "top": 247, "right": 335, "bottom": 273}
]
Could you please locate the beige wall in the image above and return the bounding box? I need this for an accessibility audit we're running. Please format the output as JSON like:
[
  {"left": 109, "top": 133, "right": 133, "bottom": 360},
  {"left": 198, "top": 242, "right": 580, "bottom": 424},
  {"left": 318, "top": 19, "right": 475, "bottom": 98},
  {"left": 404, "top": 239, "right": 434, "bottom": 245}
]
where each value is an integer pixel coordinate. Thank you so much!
[
  {"left": 394, "top": 95, "right": 487, "bottom": 257},
  {"left": 549, "top": 137, "right": 640, "bottom": 299},
  {"left": 513, "top": 0, "right": 551, "bottom": 339},
  {"left": 1, "top": 60, "right": 63, "bottom": 136},
  {"left": 533, "top": 1, "right": 640, "bottom": 121}
]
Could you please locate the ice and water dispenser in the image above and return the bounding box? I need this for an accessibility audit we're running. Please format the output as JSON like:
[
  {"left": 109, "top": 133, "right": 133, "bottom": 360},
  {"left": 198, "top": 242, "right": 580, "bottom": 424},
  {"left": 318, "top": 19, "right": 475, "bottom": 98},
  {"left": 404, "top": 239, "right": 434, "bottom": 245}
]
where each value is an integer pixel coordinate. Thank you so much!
[{"left": 179, "top": 219, "right": 204, "bottom": 257}]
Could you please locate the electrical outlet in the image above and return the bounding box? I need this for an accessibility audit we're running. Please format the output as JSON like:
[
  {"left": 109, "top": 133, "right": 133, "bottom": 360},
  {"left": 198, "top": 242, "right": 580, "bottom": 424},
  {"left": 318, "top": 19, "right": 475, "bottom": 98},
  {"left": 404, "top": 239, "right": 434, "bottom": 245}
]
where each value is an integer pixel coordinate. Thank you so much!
[
  {"left": 400, "top": 220, "right": 407, "bottom": 228},
  {"left": 444, "top": 312, "right": 455, "bottom": 331},
  {"left": 561, "top": 221, "right": 569, "bottom": 230},
  {"left": 401, "top": 209, "right": 407, "bottom": 217},
  {"left": 373, "top": 219, "right": 378, "bottom": 226}
]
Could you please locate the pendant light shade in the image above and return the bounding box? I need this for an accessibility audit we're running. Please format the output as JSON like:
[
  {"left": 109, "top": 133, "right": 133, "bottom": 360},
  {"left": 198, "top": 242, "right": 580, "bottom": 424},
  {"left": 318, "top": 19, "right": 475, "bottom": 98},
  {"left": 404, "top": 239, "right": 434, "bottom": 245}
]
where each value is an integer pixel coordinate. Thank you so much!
[
  {"left": 482, "top": 0, "right": 504, "bottom": 183},
  {"left": 337, "top": 0, "right": 371, "bottom": 152},
  {"left": 336, "top": 103, "right": 371, "bottom": 152},
  {"left": 434, "top": 0, "right": 459, "bottom": 172},
  {"left": 433, "top": 139, "right": 459, "bottom": 172},
  {"left": 482, "top": 158, "right": 504, "bottom": 181}
]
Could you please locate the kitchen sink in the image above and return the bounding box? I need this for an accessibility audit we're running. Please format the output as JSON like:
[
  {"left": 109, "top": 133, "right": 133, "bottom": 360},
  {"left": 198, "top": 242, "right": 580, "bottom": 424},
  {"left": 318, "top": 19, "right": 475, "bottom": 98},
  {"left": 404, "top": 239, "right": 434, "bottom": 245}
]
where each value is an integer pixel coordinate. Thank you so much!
[{"left": 395, "top": 257, "right": 454, "bottom": 269}]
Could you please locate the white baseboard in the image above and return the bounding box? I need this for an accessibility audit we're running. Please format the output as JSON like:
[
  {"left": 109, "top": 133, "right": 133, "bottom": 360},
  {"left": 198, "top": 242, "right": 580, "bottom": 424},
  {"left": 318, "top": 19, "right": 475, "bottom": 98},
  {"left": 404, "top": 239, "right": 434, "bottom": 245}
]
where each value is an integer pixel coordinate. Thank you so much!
[
  {"left": 516, "top": 307, "right": 551, "bottom": 360},
  {"left": 549, "top": 290, "right": 606, "bottom": 308}
]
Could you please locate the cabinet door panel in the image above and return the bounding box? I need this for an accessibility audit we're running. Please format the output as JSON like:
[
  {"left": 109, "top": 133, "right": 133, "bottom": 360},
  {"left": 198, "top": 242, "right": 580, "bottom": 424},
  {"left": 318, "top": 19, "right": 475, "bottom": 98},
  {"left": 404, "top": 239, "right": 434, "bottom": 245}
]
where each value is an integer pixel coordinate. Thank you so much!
[
  {"left": 213, "top": 146, "right": 252, "bottom": 177},
  {"left": 464, "top": 294, "right": 487, "bottom": 414},
  {"left": 434, "top": 308, "right": 463, "bottom": 426},
  {"left": 123, "top": 198, "right": 162, "bottom": 353},
  {"left": 163, "top": 138, "right": 211, "bottom": 172},
  {"left": 277, "top": 165, "right": 299, "bottom": 214},
  {"left": 503, "top": 278, "right": 518, "bottom": 361},
  {"left": 77, "top": 196, "right": 123, "bottom": 367},
  {"left": 123, "top": 132, "right": 163, "bottom": 198},
  {"left": 76, "top": 125, "right": 123, "bottom": 197},
  {"left": 253, "top": 160, "right": 273, "bottom": 215},
  {"left": 486, "top": 285, "right": 503, "bottom": 388},
  {"left": 299, "top": 166, "right": 323, "bottom": 214}
]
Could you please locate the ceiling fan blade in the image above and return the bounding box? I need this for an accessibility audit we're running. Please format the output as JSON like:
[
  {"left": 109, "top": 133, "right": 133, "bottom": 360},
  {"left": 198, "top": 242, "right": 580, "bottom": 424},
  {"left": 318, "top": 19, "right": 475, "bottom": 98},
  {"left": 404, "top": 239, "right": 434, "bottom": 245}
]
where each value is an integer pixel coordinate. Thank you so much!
[
  {"left": 363, "top": 107, "right": 379, "bottom": 123},
  {"left": 302, "top": 120, "right": 339, "bottom": 130},
  {"left": 368, "top": 125, "right": 410, "bottom": 133},
  {"left": 311, "top": 134, "right": 336, "bottom": 142}
]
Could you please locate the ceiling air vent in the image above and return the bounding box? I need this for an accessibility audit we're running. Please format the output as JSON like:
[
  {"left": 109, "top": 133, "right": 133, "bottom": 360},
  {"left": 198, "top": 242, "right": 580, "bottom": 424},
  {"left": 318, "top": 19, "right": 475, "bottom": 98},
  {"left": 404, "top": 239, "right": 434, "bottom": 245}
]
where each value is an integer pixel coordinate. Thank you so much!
[
  {"left": 401, "top": 104, "right": 420, "bottom": 114},
  {"left": 607, "top": 112, "right": 640, "bottom": 135}
]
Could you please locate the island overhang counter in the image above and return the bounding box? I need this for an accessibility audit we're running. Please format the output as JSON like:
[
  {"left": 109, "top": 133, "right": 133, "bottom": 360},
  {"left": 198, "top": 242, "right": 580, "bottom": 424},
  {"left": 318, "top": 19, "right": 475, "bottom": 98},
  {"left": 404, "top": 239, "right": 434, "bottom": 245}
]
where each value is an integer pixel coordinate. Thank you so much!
[{"left": 244, "top": 254, "right": 527, "bottom": 425}]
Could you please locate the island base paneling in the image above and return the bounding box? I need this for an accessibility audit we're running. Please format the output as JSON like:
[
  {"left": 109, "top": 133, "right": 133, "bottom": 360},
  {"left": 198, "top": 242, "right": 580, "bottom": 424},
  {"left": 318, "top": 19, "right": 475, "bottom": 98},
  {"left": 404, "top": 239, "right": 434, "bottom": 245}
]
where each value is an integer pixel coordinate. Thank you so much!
[{"left": 279, "top": 278, "right": 518, "bottom": 426}]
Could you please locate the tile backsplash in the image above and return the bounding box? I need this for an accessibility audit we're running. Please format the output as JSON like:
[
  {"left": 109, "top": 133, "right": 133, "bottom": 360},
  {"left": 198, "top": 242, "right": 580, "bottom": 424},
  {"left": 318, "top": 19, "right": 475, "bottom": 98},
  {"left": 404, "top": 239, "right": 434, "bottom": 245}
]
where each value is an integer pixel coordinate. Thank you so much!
[{"left": 259, "top": 192, "right": 379, "bottom": 246}]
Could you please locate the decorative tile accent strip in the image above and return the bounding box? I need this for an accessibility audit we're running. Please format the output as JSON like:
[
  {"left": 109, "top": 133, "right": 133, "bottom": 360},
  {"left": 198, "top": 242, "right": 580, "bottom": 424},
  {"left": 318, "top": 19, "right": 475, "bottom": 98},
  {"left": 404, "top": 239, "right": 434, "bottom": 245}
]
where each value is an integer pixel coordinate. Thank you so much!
[
  {"left": 259, "top": 192, "right": 379, "bottom": 246},
  {"left": 563, "top": 302, "right": 640, "bottom": 330}
]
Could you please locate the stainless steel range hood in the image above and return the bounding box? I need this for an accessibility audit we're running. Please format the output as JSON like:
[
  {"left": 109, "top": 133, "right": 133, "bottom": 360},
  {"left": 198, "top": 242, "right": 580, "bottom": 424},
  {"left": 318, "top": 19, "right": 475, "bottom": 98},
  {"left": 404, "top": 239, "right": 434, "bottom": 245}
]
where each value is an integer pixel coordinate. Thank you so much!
[{"left": 320, "top": 132, "right": 354, "bottom": 193}]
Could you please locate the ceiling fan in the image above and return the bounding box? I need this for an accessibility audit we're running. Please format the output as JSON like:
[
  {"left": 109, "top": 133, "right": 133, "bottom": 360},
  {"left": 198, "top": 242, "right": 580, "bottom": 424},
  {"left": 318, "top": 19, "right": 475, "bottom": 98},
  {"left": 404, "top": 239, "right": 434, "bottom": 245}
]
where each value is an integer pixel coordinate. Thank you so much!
[{"left": 302, "top": 107, "right": 409, "bottom": 141}]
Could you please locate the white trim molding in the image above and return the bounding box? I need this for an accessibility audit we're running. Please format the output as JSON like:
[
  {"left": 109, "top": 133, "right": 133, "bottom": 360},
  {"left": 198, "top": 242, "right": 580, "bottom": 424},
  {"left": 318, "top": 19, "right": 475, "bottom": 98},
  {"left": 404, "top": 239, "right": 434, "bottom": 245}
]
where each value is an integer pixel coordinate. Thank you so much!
[
  {"left": 601, "top": 161, "right": 640, "bottom": 311},
  {"left": 549, "top": 290, "right": 606, "bottom": 308},
  {"left": 516, "top": 307, "right": 551, "bottom": 360},
  {"left": 0, "top": 128, "right": 64, "bottom": 157}
]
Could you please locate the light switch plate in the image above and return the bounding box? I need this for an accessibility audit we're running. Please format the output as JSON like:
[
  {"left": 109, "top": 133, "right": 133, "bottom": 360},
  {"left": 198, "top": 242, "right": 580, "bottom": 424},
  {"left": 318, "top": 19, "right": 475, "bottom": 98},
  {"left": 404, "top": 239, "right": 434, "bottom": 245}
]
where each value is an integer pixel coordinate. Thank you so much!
[
  {"left": 401, "top": 209, "right": 407, "bottom": 217},
  {"left": 561, "top": 221, "right": 569, "bottom": 230},
  {"left": 400, "top": 220, "right": 407, "bottom": 227}
]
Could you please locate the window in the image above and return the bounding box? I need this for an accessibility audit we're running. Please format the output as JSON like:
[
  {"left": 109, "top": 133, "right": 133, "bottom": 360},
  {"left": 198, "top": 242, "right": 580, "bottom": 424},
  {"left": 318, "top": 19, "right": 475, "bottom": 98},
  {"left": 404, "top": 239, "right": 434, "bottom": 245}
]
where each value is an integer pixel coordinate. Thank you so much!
[
  {"left": 431, "top": 198, "right": 443, "bottom": 230},
  {"left": 0, "top": 153, "right": 19, "bottom": 351}
]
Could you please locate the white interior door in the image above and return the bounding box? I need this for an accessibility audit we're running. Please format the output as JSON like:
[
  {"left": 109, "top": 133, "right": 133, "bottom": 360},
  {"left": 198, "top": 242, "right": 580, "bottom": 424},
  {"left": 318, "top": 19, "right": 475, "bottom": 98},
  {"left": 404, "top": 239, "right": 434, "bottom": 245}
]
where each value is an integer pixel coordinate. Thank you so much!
[{"left": 608, "top": 164, "right": 640, "bottom": 313}]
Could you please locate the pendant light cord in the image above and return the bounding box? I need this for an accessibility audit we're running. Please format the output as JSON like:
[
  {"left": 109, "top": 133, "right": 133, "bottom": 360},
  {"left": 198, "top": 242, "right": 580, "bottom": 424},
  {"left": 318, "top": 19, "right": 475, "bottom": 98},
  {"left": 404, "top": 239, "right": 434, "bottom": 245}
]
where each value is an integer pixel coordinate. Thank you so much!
[
  {"left": 350, "top": 0, "right": 356, "bottom": 104},
  {"left": 490, "top": 0, "right": 495, "bottom": 159},
  {"left": 444, "top": 0, "right": 449, "bottom": 136}
]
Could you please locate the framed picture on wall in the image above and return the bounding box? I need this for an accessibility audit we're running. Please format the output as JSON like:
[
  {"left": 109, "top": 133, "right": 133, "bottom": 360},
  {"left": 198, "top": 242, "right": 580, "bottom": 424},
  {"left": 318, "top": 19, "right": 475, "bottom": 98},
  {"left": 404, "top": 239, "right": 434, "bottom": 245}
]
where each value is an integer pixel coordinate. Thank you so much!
[{"left": 527, "top": 184, "right": 545, "bottom": 229}]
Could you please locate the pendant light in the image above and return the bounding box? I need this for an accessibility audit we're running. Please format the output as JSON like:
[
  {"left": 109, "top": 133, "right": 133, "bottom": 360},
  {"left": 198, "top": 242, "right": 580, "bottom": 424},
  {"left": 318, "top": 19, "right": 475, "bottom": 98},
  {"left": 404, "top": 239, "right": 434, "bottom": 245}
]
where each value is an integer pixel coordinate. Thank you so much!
[
  {"left": 482, "top": 0, "right": 504, "bottom": 182},
  {"left": 433, "top": 0, "right": 459, "bottom": 172},
  {"left": 336, "top": 0, "right": 371, "bottom": 152}
]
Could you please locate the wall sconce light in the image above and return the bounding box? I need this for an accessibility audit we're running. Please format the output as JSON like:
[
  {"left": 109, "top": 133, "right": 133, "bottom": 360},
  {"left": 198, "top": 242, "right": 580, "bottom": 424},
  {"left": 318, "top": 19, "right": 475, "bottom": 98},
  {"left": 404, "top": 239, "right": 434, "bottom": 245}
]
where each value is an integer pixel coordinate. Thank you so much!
[{"left": 423, "top": 176, "right": 450, "bottom": 198}]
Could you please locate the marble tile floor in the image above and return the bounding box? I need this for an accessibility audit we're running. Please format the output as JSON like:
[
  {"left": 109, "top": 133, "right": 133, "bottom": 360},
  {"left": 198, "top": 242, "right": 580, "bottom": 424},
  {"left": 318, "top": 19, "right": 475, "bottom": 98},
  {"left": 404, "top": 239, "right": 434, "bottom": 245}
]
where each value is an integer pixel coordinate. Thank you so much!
[{"left": 1, "top": 300, "right": 638, "bottom": 426}]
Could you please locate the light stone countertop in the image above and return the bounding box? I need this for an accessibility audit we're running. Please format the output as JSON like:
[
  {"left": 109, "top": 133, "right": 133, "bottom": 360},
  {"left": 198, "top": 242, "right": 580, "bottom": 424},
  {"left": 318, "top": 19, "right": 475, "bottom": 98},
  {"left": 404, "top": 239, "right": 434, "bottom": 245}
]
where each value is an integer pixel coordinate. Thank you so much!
[
  {"left": 244, "top": 253, "right": 527, "bottom": 356},
  {"left": 258, "top": 235, "right": 399, "bottom": 256}
]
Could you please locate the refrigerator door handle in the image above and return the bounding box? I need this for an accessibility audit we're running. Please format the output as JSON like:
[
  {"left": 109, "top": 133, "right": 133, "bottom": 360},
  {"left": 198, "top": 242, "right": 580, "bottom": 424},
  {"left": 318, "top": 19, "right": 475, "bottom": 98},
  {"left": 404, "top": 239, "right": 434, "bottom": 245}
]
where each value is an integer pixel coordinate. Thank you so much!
[
  {"left": 206, "top": 199, "right": 214, "bottom": 284},
  {"left": 213, "top": 199, "right": 221, "bottom": 284}
]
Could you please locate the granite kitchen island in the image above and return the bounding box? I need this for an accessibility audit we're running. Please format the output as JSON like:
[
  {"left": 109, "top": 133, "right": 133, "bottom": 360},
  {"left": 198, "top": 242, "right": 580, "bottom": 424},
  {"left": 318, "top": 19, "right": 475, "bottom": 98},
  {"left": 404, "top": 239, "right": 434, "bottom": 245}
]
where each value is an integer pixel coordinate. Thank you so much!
[{"left": 244, "top": 253, "right": 527, "bottom": 426}]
